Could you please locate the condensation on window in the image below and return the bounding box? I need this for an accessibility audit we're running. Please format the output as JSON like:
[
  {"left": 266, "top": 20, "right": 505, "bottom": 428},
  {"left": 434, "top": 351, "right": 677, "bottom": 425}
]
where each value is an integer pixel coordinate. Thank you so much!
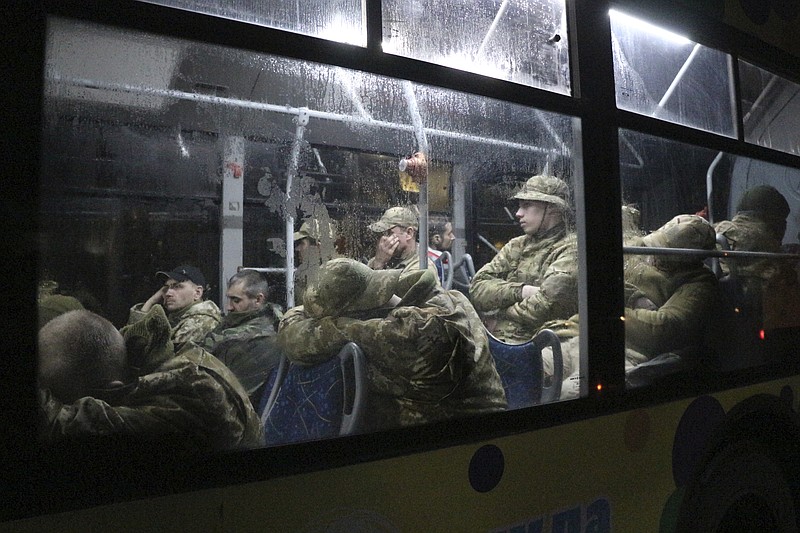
[
  {"left": 739, "top": 60, "right": 800, "bottom": 157},
  {"left": 382, "top": 0, "right": 570, "bottom": 94},
  {"left": 610, "top": 10, "right": 735, "bottom": 137},
  {"left": 41, "top": 15, "right": 577, "bottom": 343},
  {"left": 139, "top": 0, "right": 366, "bottom": 45}
]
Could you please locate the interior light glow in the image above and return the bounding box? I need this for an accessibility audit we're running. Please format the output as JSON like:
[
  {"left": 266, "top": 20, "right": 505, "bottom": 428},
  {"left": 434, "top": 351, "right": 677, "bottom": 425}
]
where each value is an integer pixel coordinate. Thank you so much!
[
  {"left": 759, "top": 329, "right": 766, "bottom": 340},
  {"left": 596, "top": 383, "right": 603, "bottom": 392},
  {"left": 381, "top": 39, "right": 400, "bottom": 54},
  {"left": 609, "top": 9, "right": 691, "bottom": 45},
  {"left": 319, "top": 15, "right": 366, "bottom": 47}
]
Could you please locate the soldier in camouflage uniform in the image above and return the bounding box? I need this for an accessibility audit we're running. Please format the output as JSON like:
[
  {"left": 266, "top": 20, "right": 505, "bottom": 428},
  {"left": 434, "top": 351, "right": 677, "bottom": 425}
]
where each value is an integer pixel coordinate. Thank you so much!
[
  {"left": 367, "top": 206, "right": 441, "bottom": 280},
  {"left": 128, "top": 264, "right": 221, "bottom": 350},
  {"left": 469, "top": 175, "right": 579, "bottom": 345},
  {"left": 623, "top": 214, "right": 721, "bottom": 364},
  {"left": 714, "top": 185, "right": 800, "bottom": 331},
  {"left": 39, "top": 307, "right": 265, "bottom": 452},
  {"left": 293, "top": 218, "right": 341, "bottom": 306},
  {"left": 200, "top": 269, "right": 283, "bottom": 409},
  {"left": 560, "top": 215, "right": 722, "bottom": 398},
  {"left": 278, "top": 258, "right": 507, "bottom": 432}
]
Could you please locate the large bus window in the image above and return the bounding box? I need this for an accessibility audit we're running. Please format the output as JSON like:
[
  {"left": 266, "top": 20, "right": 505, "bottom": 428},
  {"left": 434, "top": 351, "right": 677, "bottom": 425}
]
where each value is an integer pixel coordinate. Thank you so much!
[
  {"left": 138, "top": 0, "right": 366, "bottom": 45},
  {"left": 40, "top": 15, "right": 582, "bottom": 452},
  {"left": 382, "top": 0, "right": 571, "bottom": 94},
  {"left": 620, "top": 130, "right": 800, "bottom": 387},
  {"left": 739, "top": 60, "right": 800, "bottom": 157},
  {"left": 610, "top": 9, "right": 735, "bottom": 137}
]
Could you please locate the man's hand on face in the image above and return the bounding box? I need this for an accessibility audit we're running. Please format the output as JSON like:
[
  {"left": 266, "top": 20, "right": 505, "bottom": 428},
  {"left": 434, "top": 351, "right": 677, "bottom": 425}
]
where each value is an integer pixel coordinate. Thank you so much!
[{"left": 374, "top": 233, "right": 400, "bottom": 268}]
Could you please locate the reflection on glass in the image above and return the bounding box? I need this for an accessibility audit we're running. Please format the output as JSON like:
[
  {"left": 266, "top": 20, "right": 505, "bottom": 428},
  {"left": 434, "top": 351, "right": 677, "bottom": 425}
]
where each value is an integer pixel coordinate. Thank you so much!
[
  {"left": 610, "top": 10, "right": 735, "bottom": 137},
  {"left": 382, "top": 0, "right": 571, "bottom": 93},
  {"left": 140, "top": 0, "right": 365, "bottom": 45},
  {"left": 739, "top": 60, "right": 800, "bottom": 156},
  {"left": 620, "top": 130, "right": 800, "bottom": 388},
  {"left": 40, "top": 16, "right": 581, "bottom": 452}
]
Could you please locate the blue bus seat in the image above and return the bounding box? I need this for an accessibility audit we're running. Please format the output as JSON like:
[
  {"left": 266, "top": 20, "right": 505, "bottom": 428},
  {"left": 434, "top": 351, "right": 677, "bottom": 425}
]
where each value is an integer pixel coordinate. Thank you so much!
[
  {"left": 487, "top": 328, "right": 563, "bottom": 409},
  {"left": 261, "top": 342, "right": 367, "bottom": 445},
  {"left": 256, "top": 355, "right": 288, "bottom": 417}
]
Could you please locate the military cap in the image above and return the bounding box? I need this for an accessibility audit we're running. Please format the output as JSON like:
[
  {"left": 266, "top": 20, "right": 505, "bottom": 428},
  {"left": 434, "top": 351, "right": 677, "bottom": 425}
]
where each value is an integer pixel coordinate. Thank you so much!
[
  {"left": 511, "top": 174, "right": 571, "bottom": 209},
  {"left": 157, "top": 265, "right": 206, "bottom": 287},
  {"left": 642, "top": 214, "right": 715, "bottom": 250},
  {"left": 293, "top": 219, "right": 336, "bottom": 243},
  {"left": 303, "top": 258, "right": 404, "bottom": 318},
  {"left": 737, "top": 185, "right": 790, "bottom": 220},
  {"left": 368, "top": 206, "right": 419, "bottom": 233}
]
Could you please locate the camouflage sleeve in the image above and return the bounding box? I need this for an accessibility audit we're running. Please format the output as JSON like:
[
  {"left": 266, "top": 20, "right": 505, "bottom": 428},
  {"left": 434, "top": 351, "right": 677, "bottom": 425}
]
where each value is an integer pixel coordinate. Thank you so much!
[
  {"left": 41, "top": 391, "right": 139, "bottom": 440},
  {"left": 469, "top": 239, "right": 525, "bottom": 313},
  {"left": 624, "top": 276, "right": 718, "bottom": 356},
  {"left": 339, "top": 308, "right": 447, "bottom": 382},
  {"left": 504, "top": 243, "right": 578, "bottom": 328},
  {"left": 172, "top": 313, "right": 221, "bottom": 347},
  {"left": 277, "top": 306, "right": 350, "bottom": 365},
  {"left": 127, "top": 303, "right": 148, "bottom": 325}
]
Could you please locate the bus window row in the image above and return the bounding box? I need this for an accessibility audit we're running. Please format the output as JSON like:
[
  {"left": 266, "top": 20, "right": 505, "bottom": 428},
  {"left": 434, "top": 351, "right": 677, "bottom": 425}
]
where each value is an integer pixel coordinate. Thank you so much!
[
  {"left": 38, "top": 170, "right": 800, "bottom": 451},
  {"left": 36, "top": 16, "right": 799, "bottom": 451}
]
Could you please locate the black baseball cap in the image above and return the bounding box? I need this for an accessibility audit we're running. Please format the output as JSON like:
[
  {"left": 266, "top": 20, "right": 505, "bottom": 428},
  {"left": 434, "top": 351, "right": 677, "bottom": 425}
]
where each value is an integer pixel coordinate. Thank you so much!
[{"left": 156, "top": 265, "right": 206, "bottom": 286}]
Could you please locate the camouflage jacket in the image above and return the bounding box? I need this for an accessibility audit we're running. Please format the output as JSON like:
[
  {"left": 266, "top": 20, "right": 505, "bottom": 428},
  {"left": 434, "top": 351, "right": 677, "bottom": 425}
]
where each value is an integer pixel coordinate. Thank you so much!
[
  {"left": 199, "top": 305, "right": 283, "bottom": 408},
  {"left": 368, "top": 245, "right": 441, "bottom": 282},
  {"left": 278, "top": 271, "right": 507, "bottom": 432},
  {"left": 624, "top": 262, "right": 720, "bottom": 360},
  {"left": 40, "top": 336, "right": 265, "bottom": 453},
  {"left": 469, "top": 225, "right": 579, "bottom": 344},
  {"left": 129, "top": 299, "right": 221, "bottom": 349}
]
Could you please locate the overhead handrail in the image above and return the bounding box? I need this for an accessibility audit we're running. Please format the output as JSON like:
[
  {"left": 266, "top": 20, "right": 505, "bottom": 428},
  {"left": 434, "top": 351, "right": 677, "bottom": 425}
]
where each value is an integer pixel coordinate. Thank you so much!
[
  {"left": 50, "top": 75, "right": 559, "bottom": 156},
  {"left": 624, "top": 245, "right": 800, "bottom": 260}
]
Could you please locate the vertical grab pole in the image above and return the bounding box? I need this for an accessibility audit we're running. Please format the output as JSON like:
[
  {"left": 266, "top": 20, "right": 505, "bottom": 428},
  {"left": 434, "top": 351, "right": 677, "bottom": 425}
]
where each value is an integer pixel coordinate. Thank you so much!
[
  {"left": 285, "top": 108, "right": 309, "bottom": 308},
  {"left": 403, "top": 81, "right": 430, "bottom": 270}
]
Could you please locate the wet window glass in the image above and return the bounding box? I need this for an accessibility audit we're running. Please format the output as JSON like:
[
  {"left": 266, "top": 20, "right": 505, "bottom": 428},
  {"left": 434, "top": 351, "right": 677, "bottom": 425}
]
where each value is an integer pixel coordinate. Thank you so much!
[
  {"left": 139, "top": 0, "right": 365, "bottom": 45},
  {"left": 39, "top": 16, "right": 582, "bottom": 452},
  {"left": 739, "top": 60, "right": 800, "bottom": 157},
  {"left": 610, "top": 10, "right": 735, "bottom": 137},
  {"left": 382, "top": 0, "right": 571, "bottom": 94},
  {"left": 620, "top": 130, "right": 800, "bottom": 388}
]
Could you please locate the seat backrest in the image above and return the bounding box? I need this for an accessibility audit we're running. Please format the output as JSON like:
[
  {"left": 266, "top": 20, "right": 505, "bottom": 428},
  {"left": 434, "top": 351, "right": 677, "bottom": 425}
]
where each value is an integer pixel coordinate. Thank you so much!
[
  {"left": 487, "top": 329, "right": 563, "bottom": 409},
  {"left": 261, "top": 342, "right": 367, "bottom": 445},
  {"left": 711, "top": 233, "right": 730, "bottom": 278},
  {"left": 434, "top": 251, "right": 454, "bottom": 289},
  {"left": 450, "top": 253, "right": 475, "bottom": 295}
]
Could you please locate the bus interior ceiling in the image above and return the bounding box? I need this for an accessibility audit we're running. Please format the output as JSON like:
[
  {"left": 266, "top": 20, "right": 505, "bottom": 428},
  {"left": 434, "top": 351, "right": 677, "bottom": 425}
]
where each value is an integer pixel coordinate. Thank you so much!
[{"left": 40, "top": 15, "right": 800, "bottom": 324}]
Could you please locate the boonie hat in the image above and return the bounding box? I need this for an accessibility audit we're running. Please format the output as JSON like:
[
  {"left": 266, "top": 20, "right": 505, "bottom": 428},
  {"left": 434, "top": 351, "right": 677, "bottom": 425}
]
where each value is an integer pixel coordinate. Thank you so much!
[
  {"left": 157, "top": 265, "right": 206, "bottom": 287},
  {"left": 511, "top": 174, "right": 570, "bottom": 209},
  {"left": 642, "top": 214, "right": 715, "bottom": 250},
  {"left": 293, "top": 219, "right": 337, "bottom": 243},
  {"left": 304, "top": 258, "right": 402, "bottom": 318},
  {"left": 368, "top": 206, "right": 419, "bottom": 233}
]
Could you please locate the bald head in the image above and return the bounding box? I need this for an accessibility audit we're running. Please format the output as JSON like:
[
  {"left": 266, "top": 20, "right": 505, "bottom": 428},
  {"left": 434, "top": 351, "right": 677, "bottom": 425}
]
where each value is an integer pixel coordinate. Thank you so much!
[{"left": 38, "top": 310, "right": 128, "bottom": 403}]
